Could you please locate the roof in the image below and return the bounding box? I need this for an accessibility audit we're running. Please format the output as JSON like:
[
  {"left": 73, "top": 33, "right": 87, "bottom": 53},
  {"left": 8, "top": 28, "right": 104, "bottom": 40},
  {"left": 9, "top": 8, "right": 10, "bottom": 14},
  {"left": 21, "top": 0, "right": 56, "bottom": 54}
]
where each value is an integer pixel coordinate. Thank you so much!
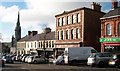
[
  {"left": 101, "top": 7, "right": 120, "bottom": 19},
  {"left": 18, "top": 31, "right": 55, "bottom": 42},
  {"left": 29, "top": 31, "right": 55, "bottom": 41},
  {"left": 55, "top": 7, "right": 105, "bottom": 17},
  {"left": 18, "top": 35, "right": 32, "bottom": 42}
]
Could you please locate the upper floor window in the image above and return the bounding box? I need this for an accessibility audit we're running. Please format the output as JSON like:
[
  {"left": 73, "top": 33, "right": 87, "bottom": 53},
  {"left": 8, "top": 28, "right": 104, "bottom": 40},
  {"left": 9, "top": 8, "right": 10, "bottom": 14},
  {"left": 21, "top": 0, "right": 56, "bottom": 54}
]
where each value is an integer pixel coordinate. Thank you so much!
[
  {"left": 46, "top": 41, "right": 48, "bottom": 48},
  {"left": 67, "top": 16, "right": 70, "bottom": 25},
  {"left": 62, "top": 17, "right": 65, "bottom": 26},
  {"left": 49, "top": 41, "right": 51, "bottom": 48},
  {"left": 77, "top": 13, "right": 80, "bottom": 23},
  {"left": 41, "top": 42, "right": 43, "bottom": 48},
  {"left": 76, "top": 28, "right": 80, "bottom": 39},
  {"left": 58, "top": 31, "right": 60, "bottom": 40},
  {"left": 31, "top": 42, "right": 33, "bottom": 48},
  {"left": 73, "top": 14, "right": 76, "bottom": 23},
  {"left": 118, "top": 23, "right": 120, "bottom": 36},
  {"left": 61, "top": 31, "right": 64, "bottom": 40},
  {"left": 39, "top": 42, "right": 40, "bottom": 47},
  {"left": 71, "top": 29, "right": 74, "bottom": 39},
  {"left": 58, "top": 18, "right": 61, "bottom": 26},
  {"left": 106, "top": 24, "right": 112, "bottom": 36},
  {"left": 52, "top": 41, "right": 54, "bottom": 47},
  {"left": 66, "top": 30, "right": 69, "bottom": 39},
  {"left": 35, "top": 42, "right": 36, "bottom": 48},
  {"left": 72, "top": 15, "right": 74, "bottom": 24}
]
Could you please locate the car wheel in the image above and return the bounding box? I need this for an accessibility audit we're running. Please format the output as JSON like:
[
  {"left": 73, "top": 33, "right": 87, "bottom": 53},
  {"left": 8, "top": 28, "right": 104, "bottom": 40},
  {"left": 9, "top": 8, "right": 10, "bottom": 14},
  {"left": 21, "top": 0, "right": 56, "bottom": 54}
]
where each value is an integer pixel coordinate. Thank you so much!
[
  {"left": 98, "top": 61, "right": 104, "bottom": 68},
  {"left": 60, "top": 60, "right": 64, "bottom": 65},
  {"left": 34, "top": 60, "right": 37, "bottom": 64}
]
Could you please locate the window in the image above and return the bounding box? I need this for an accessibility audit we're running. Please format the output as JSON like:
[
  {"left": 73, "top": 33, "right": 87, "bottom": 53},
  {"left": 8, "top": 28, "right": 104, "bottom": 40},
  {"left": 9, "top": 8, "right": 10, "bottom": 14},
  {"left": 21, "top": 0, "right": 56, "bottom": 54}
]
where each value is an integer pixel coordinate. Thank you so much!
[
  {"left": 73, "top": 14, "right": 76, "bottom": 23},
  {"left": 58, "top": 18, "right": 61, "bottom": 26},
  {"left": 41, "top": 42, "right": 43, "bottom": 48},
  {"left": 66, "top": 30, "right": 69, "bottom": 39},
  {"left": 62, "top": 17, "right": 65, "bottom": 25},
  {"left": 52, "top": 41, "right": 54, "bottom": 47},
  {"left": 58, "top": 31, "right": 60, "bottom": 40},
  {"left": 72, "top": 15, "right": 74, "bottom": 24},
  {"left": 61, "top": 17, "right": 63, "bottom": 26},
  {"left": 118, "top": 23, "right": 120, "bottom": 35},
  {"left": 71, "top": 29, "right": 74, "bottom": 39},
  {"left": 31, "top": 43, "right": 32, "bottom": 48},
  {"left": 77, "top": 13, "right": 80, "bottom": 23},
  {"left": 76, "top": 28, "right": 80, "bottom": 39},
  {"left": 61, "top": 31, "right": 64, "bottom": 40},
  {"left": 67, "top": 16, "right": 70, "bottom": 24},
  {"left": 35, "top": 42, "right": 36, "bottom": 48},
  {"left": 46, "top": 41, "right": 48, "bottom": 48},
  {"left": 49, "top": 41, "right": 51, "bottom": 48},
  {"left": 106, "top": 24, "right": 112, "bottom": 35},
  {"left": 39, "top": 42, "right": 40, "bottom": 47}
]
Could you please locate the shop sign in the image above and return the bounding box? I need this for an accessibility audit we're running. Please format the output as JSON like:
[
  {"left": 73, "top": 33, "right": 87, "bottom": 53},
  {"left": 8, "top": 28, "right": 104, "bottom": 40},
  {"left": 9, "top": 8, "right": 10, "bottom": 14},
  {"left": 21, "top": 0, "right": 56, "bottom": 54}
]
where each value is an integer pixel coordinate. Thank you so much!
[{"left": 100, "top": 38, "right": 120, "bottom": 42}]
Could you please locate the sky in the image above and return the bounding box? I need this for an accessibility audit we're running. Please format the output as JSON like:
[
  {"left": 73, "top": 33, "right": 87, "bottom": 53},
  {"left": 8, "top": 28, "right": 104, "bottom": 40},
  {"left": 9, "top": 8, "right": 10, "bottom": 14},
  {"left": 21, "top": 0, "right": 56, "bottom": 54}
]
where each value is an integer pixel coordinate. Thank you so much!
[{"left": 0, "top": 0, "right": 120, "bottom": 42}]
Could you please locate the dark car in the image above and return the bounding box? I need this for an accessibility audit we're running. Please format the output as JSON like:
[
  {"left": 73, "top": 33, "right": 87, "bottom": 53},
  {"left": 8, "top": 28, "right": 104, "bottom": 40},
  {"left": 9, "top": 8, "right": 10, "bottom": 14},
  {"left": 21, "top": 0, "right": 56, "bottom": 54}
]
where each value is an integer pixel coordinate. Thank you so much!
[
  {"left": 0, "top": 58, "right": 5, "bottom": 67},
  {"left": 2, "top": 55, "right": 14, "bottom": 63},
  {"left": 109, "top": 53, "right": 120, "bottom": 68}
]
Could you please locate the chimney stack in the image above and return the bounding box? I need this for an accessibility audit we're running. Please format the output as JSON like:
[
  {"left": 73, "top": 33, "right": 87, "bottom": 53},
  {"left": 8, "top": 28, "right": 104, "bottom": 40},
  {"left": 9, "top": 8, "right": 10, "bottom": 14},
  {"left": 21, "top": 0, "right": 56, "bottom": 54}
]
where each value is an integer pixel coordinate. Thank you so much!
[
  {"left": 112, "top": 0, "right": 118, "bottom": 9},
  {"left": 28, "top": 31, "right": 38, "bottom": 36},
  {"left": 91, "top": 2, "right": 101, "bottom": 12},
  {"left": 44, "top": 27, "right": 51, "bottom": 34}
]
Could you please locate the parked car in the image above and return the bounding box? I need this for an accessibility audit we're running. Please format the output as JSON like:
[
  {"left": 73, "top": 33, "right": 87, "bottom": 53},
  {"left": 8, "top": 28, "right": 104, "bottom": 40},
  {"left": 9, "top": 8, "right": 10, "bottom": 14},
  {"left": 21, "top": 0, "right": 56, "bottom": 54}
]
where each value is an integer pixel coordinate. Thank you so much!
[
  {"left": 27, "top": 56, "right": 48, "bottom": 64},
  {"left": 53, "top": 54, "right": 64, "bottom": 65},
  {"left": 87, "top": 52, "right": 112, "bottom": 67},
  {"left": 0, "top": 57, "right": 5, "bottom": 67},
  {"left": 109, "top": 53, "right": 120, "bottom": 68},
  {"left": 2, "top": 55, "right": 14, "bottom": 63}
]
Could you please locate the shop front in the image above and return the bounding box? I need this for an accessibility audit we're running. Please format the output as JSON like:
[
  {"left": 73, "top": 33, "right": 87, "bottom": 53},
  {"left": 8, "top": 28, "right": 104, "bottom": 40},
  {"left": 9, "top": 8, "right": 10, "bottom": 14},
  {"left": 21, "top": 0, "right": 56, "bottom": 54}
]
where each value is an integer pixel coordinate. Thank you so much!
[{"left": 100, "top": 38, "right": 120, "bottom": 53}]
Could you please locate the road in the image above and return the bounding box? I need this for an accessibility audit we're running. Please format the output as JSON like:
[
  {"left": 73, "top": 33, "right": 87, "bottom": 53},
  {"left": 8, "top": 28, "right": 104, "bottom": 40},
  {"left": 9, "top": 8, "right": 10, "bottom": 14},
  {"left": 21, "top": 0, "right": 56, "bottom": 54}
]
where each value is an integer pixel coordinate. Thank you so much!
[{"left": 1, "top": 61, "right": 120, "bottom": 71}]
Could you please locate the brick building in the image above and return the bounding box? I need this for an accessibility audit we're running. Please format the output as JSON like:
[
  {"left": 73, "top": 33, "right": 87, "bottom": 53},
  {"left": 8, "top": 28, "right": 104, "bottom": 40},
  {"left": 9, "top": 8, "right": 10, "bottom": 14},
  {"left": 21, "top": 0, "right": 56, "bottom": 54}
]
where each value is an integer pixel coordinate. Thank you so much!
[
  {"left": 100, "top": 0, "right": 120, "bottom": 53},
  {"left": 55, "top": 2, "right": 105, "bottom": 56}
]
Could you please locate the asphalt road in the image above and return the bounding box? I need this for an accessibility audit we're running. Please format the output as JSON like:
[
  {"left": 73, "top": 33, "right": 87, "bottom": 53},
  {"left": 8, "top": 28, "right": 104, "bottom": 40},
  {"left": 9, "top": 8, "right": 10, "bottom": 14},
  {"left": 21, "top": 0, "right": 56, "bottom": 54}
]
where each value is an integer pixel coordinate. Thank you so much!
[{"left": 1, "top": 61, "right": 120, "bottom": 71}]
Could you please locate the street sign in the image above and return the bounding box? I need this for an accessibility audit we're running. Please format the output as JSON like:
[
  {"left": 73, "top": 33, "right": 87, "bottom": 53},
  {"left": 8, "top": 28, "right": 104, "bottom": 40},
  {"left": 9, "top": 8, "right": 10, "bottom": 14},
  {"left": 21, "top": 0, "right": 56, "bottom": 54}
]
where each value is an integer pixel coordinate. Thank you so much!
[{"left": 100, "top": 38, "right": 120, "bottom": 42}]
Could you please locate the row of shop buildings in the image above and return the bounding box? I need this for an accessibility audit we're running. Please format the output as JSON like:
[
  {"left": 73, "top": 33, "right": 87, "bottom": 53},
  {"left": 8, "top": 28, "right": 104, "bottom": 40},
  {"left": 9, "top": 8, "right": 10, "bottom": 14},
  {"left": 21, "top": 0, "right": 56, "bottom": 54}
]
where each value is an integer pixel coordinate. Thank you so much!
[{"left": 15, "top": 0, "right": 120, "bottom": 57}]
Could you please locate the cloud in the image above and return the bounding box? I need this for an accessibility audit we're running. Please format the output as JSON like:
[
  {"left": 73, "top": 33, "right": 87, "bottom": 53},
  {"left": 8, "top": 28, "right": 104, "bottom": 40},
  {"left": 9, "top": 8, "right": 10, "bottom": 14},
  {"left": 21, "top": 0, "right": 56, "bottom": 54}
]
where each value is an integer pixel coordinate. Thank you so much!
[{"left": 0, "top": 0, "right": 112, "bottom": 42}]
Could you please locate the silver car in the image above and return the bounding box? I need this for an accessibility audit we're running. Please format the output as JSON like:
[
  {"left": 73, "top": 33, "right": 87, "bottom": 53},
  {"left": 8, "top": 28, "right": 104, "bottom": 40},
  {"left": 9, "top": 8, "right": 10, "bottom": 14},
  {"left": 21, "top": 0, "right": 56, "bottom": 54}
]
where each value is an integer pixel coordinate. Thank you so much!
[
  {"left": 87, "top": 52, "right": 112, "bottom": 67},
  {"left": 27, "top": 56, "right": 48, "bottom": 64}
]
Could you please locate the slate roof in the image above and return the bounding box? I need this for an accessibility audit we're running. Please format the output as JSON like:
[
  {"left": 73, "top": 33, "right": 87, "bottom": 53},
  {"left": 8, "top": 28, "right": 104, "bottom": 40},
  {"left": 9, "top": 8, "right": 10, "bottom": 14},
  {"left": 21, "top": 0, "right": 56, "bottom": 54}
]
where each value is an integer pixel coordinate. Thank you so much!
[
  {"left": 18, "top": 35, "right": 32, "bottom": 42},
  {"left": 102, "top": 7, "right": 120, "bottom": 18},
  {"left": 18, "top": 31, "right": 55, "bottom": 42},
  {"left": 29, "top": 31, "right": 55, "bottom": 41}
]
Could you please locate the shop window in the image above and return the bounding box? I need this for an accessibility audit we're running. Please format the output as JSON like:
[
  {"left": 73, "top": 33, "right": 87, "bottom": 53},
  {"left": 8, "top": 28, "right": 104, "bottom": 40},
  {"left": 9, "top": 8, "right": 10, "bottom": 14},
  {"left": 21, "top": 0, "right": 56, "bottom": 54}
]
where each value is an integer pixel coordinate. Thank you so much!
[{"left": 106, "top": 24, "right": 112, "bottom": 36}]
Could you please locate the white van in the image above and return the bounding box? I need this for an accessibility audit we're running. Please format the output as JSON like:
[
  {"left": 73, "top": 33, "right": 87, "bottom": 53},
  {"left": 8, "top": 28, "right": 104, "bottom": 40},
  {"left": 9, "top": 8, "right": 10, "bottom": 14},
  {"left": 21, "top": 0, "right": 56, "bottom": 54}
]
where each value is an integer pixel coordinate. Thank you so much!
[{"left": 64, "top": 47, "right": 97, "bottom": 65}]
